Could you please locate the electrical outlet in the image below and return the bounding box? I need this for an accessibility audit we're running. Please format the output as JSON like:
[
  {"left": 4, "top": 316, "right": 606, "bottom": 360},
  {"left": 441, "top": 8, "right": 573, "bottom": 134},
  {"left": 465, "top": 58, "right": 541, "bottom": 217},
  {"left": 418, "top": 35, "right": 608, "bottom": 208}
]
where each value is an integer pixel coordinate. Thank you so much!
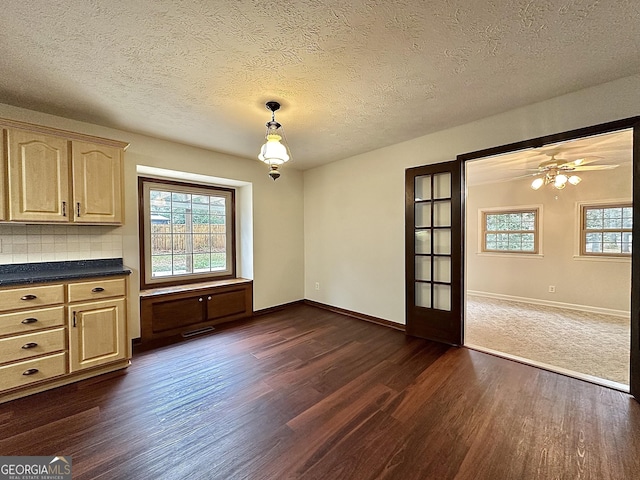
[
  {"left": 315, "top": 282, "right": 320, "bottom": 290},
  {"left": 548, "top": 285, "right": 556, "bottom": 293}
]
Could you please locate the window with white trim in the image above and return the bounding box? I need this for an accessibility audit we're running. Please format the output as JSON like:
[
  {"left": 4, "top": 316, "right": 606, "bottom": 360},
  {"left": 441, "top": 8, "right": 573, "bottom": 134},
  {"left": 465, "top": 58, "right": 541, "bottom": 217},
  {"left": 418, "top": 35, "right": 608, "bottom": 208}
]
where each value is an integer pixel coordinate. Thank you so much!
[
  {"left": 482, "top": 209, "right": 539, "bottom": 254},
  {"left": 581, "top": 203, "right": 632, "bottom": 256},
  {"left": 139, "top": 177, "right": 235, "bottom": 289}
]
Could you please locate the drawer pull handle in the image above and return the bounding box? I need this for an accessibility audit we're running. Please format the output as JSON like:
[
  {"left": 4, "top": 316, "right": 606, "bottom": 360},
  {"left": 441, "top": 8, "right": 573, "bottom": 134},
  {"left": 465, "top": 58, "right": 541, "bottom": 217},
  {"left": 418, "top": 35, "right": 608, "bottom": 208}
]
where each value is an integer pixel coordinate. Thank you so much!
[
  {"left": 21, "top": 317, "right": 38, "bottom": 324},
  {"left": 23, "top": 368, "right": 39, "bottom": 376},
  {"left": 91, "top": 287, "right": 105, "bottom": 293},
  {"left": 73, "top": 311, "right": 77, "bottom": 328},
  {"left": 21, "top": 294, "right": 37, "bottom": 301},
  {"left": 22, "top": 342, "right": 38, "bottom": 349}
]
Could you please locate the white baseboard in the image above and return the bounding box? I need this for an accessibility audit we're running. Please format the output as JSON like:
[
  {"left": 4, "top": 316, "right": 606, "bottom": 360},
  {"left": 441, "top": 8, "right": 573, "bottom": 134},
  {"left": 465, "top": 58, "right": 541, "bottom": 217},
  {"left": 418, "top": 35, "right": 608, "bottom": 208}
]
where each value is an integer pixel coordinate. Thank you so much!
[{"left": 467, "top": 290, "right": 630, "bottom": 318}]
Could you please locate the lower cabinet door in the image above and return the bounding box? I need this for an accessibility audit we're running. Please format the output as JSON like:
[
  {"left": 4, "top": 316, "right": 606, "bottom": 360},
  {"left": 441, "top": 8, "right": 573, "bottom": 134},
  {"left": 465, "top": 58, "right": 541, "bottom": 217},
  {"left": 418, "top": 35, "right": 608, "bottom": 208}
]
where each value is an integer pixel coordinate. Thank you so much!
[{"left": 68, "top": 298, "right": 127, "bottom": 372}]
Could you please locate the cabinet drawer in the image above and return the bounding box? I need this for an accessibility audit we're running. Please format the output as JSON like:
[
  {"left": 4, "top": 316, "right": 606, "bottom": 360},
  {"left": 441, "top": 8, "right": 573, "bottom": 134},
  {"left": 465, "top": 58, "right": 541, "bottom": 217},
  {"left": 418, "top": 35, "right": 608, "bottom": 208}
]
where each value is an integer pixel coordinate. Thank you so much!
[
  {"left": 0, "top": 306, "right": 65, "bottom": 337},
  {"left": 0, "top": 284, "right": 64, "bottom": 312},
  {"left": 68, "top": 277, "right": 126, "bottom": 303},
  {"left": 0, "top": 328, "right": 66, "bottom": 365},
  {"left": 0, "top": 352, "right": 67, "bottom": 391}
]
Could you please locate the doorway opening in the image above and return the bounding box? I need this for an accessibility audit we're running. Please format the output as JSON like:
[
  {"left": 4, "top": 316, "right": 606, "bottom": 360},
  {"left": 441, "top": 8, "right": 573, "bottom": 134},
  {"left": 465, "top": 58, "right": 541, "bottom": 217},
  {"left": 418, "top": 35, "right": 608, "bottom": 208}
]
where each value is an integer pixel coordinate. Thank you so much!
[{"left": 464, "top": 129, "right": 632, "bottom": 390}]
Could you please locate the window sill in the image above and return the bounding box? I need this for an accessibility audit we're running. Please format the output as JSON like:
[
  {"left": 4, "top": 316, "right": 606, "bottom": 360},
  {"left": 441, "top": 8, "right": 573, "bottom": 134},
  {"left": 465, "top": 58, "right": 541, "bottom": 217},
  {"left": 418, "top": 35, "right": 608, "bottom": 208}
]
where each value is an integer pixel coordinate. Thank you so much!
[
  {"left": 476, "top": 252, "right": 544, "bottom": 259},
  {"left": 572, "top": 255, "right": 631, "bottom": 264}
]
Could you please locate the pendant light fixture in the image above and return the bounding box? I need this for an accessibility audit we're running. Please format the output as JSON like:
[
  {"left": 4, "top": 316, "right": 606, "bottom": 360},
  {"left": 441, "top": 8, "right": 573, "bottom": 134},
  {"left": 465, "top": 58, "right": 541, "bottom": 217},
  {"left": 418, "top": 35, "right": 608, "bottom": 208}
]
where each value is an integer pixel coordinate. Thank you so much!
[{"left": 258, "top": 101, "right": 291, "bottom": 181}]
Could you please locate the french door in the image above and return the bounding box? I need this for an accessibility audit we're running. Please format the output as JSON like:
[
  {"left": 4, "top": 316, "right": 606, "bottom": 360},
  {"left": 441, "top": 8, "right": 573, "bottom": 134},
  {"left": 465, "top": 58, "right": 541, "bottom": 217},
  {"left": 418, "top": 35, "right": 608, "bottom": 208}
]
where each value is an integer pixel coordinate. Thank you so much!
[{"left": 405, "top": 160, "right": 463, "bottom": 345}]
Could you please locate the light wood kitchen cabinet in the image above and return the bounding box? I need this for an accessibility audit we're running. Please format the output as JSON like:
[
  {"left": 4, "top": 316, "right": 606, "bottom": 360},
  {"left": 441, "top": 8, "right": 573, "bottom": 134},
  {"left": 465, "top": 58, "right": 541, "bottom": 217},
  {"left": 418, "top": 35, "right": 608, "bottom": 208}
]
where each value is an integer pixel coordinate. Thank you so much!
[
  {"left": 7, "top": 129, "right": 70, "bottom": 222},
  {"left": 0, "top": 275, "right": 130, "bottom": 403},
  {"left": 1, "top": 117, "right": 128, "bottom": 224},
  {"left": 68, "top": 277, "right": 128, "bottom": 372},
  {"left": 69, "top": 298, "right": 127, "bottom": 372},
  {"left": 72, "top": 141, "right": 123, "bottom": 224},
  {"left": 0, "top": 131, "right": 6, "bottom": 221}
]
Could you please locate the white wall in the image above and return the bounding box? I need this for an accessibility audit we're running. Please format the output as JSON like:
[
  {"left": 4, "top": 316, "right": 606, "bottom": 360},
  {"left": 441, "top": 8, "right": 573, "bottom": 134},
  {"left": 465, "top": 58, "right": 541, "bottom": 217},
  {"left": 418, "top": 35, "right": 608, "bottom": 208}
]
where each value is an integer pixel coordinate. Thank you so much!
[
  {"left": 0, "top": 103, "right": 305, "bottom": 338},
  {"left": 304, "top": 74, "right": 640, "bottom": 325},
  {"left": 466, "top": 165, "right": 632, "bottom": 313}
]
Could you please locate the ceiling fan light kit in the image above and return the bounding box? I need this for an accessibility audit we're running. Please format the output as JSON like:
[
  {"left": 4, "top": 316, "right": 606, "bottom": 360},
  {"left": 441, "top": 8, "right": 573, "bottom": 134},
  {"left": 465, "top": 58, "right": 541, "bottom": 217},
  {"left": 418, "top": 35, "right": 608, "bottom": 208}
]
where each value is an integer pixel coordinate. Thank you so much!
[
  {"left": 525, "top": 154, "right": 617, "bottom": 191},
  {"left": 258, "top": 101, "right": 291, "bottom": 181}
]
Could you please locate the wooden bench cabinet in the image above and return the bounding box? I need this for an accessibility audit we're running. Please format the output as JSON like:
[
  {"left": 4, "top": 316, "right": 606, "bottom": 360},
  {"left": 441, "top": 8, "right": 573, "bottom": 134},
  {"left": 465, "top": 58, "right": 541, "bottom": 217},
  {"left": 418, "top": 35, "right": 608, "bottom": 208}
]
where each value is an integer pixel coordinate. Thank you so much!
[{"left": 140, "top": 278, "right": 253, "bottom": 344}]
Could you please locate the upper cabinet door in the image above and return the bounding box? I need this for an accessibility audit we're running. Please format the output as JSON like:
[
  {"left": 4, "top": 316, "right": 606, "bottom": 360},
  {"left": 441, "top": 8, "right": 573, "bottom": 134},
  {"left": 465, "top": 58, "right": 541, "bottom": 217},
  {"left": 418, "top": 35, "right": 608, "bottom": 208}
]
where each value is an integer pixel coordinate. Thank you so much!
[
  {"left": 7, "top": 129, "right": 70, "bottom": 223},
  {"left": 72, "top": 141, "right": 123, "bottom": 224},
  {"left": 0, "top": 131, "right": 6, "bottom": 221}
]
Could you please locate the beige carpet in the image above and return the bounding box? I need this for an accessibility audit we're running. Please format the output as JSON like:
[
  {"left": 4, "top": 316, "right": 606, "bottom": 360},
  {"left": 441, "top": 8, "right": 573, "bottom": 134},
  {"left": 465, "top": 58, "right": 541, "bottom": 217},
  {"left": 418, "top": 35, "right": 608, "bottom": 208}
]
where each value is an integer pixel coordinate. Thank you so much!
[{"left": 465, "top": 295, "right": 630, "bottom": 386}]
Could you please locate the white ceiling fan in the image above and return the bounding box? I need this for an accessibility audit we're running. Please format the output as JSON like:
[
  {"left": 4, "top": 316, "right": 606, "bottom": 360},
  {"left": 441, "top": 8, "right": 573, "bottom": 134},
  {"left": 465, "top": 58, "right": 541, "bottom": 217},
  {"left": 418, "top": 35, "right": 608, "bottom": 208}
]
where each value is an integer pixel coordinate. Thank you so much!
[{"left": 513, "top": 153, "right": 619, "bottom": 190}]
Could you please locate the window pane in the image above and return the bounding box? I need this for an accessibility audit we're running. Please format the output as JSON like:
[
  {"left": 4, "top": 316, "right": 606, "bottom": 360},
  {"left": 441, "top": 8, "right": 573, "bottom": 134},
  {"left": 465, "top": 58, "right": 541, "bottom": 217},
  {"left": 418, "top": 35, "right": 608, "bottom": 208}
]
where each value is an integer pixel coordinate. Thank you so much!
[
  {"left": 144, "top": 180, "right": 234, "bottom": 284},
  {"left": 151, "top": 255, "right": 172, "bottom": 277},
  {"left": 152, "top": 234, "right": 171, "bottom": 255},
  {"left": 193, "top": 234, "right": 210, "bottom": 253},
  {"left": 172, "top": 234, "right": 187, "bottom": 254},
  {"left": 485, "top": 233, "right": 497, "bottom": 250},
  {"left": 483, "top": 210, "right": 538, "bottom": 253},
  {"left": 582, "top": 204, "right": 631, "bottom": 256},
  {"left": 172, "top": 255, "right": 188, "bottom": 274},
  {"left": 193, "top": 253, "right": 211, "bottom": 272},
  {"left": 211, "top": 252, "right": 227, "bottom": 269}
]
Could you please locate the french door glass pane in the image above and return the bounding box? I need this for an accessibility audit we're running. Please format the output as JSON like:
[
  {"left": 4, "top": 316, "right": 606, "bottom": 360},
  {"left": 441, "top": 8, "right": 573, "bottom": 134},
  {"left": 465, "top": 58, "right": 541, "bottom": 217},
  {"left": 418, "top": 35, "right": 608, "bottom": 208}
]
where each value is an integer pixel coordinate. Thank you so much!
[
  {"left": 433, "top": 256, "right": 451, "bottom": 283},
  {"left": 434, "top": 284, "right": 451, "bottom": 311},
  {"left": 416, "top": 282, "right": 432, "bottom": 308},
  {"left": 434, "top": 229, "right": 451, "bottom": 254},
  {"left": 434, "top": 201, "right": 451, "bottom": 227},
  {"left": 415, "top": 175, "right": 431, "bottom": 201},
  {"left": 433, "top": 173, "right": 451, "bottom": 199},
  {"left": 416, "top": 256, "right": 431, "bottom": 281},
  {"left": 415, "top": 203, "right": 431, "bottom": 227},
  {"left": 415, "top": 230, "right": 431, "bottom": 254}
]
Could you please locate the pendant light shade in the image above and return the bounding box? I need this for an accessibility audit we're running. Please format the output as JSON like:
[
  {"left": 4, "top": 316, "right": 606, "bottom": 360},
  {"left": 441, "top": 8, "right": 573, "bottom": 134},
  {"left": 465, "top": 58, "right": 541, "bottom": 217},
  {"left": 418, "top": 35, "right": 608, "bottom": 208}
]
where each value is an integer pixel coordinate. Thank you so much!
[{"left": 258, "top": 101, "right": 291, "bottom": 180}]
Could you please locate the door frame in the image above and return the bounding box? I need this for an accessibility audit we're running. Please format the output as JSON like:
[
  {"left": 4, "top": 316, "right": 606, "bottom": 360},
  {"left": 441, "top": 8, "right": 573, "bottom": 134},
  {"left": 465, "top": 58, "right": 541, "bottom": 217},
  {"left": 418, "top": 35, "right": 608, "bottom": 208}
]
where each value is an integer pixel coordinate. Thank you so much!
[{"left": 457, "top": 116, "right": 640, "bottom": 399}]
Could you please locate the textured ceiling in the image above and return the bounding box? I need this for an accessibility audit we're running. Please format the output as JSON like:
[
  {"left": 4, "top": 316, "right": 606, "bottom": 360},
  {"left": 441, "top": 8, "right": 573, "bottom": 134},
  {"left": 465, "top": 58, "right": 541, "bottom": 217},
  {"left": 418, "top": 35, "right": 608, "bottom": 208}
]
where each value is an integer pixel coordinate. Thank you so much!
[{"left": 0, "top": 1, "right": 639, "bottom": 170}]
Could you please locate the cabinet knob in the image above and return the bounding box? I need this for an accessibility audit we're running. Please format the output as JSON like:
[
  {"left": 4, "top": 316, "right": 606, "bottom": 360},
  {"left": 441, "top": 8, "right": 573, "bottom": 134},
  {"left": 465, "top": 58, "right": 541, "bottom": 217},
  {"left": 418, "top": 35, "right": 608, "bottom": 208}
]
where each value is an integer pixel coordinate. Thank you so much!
[
  {"left": 198, "top": 297, "right": 203, "bottom": 302},
  {"left": 91, "top": 287, "right": 105, "bottom": 293},
  {"left": 207, "top": 296, "right": 212, "bottom": 300},
  {"left": 20, "top": 294, "right": 37, "bottom": 301},
  {"left": 22, "top": 368, "right": 39, "bottom": 376},
  {"left": 21, "top": 317, "right": 38, "bottom": 324},
  {"left": 22, "top": 342, "right": 38, "bottom": 349}
]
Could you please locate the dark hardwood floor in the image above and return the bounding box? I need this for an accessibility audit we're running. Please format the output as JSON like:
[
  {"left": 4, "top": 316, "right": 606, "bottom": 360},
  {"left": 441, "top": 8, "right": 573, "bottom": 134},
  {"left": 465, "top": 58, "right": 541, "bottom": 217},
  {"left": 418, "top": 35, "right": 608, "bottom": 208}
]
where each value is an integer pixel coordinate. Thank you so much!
[{"left": 1, "top": 304, "right": 639, "bottom": 479}]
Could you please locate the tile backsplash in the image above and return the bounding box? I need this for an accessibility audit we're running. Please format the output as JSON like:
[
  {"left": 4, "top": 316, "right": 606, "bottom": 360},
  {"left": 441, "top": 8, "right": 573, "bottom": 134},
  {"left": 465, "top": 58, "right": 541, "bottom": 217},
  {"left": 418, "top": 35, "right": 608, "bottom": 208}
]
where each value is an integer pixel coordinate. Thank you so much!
[{"left": 0, "top": 224, "right": 123, "bottom": 264}]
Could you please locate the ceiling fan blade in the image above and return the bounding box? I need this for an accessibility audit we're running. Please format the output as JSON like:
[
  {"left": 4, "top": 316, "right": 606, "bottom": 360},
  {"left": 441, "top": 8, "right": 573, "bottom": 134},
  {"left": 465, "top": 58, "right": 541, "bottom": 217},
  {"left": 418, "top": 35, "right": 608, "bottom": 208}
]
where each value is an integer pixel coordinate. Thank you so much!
[
  {"left": 508, "top": 172, "right": 543, "bottom": 181},
  {"left": 573, "top": 164, "right": 619, "bottom": 171},
  {"left": 557, "top": 155, "right": 604, "bottom": 167}
]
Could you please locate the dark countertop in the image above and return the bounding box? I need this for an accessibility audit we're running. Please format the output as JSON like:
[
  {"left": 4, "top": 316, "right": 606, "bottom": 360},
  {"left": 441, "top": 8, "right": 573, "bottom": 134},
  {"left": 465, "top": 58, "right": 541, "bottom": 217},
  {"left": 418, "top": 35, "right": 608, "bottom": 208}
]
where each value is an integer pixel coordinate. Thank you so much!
[{"left": 0, "top": 258, "right": 132, "bottom": 287}]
